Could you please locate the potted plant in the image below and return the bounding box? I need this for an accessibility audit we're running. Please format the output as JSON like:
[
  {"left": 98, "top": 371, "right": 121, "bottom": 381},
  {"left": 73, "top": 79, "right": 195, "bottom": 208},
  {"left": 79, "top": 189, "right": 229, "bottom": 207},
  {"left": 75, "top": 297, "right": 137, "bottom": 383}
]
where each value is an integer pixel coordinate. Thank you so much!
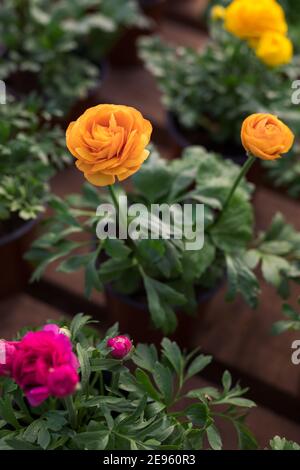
[
  {"left": 0, "top": 0, "right": 103, "bottom": 119},
  {"left": 0, "top": 313, "right": 299, "bottom": 450},
  {"left": 59, "top": 0, "right": 150, "bottom": 67},
  {"left": 272, "top": 297, "right": 300, "bottom": 335},
  {"left": 25, "top": 104, "right": 300, "bottom": 345},
  {"left": 138, "top": 0, "right": 298, "bottom": 171},
  {"left": 262, "top": 149, "right": 300, "bottom": 198},
  {"left": 0, "top": 95, "right": 68, "bottom": 299}
]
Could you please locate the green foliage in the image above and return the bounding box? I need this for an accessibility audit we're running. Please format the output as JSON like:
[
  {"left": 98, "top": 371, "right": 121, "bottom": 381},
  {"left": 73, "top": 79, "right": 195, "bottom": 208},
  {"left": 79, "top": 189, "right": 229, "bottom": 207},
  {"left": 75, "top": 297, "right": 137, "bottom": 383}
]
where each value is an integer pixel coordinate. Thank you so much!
[
  {"left": 246, "top": 213, "right": 300, "bottom": 299},
  {"left": 138, "top": 23, "right": 298, "bottom": 147},
  {"left": 263, "top": 149, "right": 300, "bottom": 199},
  {"left": 272, "top": 298, "right": 300, "bottom": 335},
  {"left": 0, "top": 315, "right": 258, "bottom": 450},
  {"left": 0, "top": 96, "right": 68, "bottom": 222},
  {"left": 269, "top": 435, "right": 300, "bottom": 450},
  {"left": 26, "top": 148, "right": 300, "bottom": 332},
  {"left": 0, "top": 0, "right": 145, "bottom": 115}
]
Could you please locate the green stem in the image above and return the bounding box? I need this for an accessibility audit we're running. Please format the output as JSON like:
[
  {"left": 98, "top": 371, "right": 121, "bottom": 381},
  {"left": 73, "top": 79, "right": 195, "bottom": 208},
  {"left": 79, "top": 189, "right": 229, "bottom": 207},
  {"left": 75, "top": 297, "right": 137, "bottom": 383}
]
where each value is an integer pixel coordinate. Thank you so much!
[
  {"left": 213, "top": 154, "right": 256, "bottom": 226},
  {"left": 108, "top": 185, "right": 120, "bottom": 213},
  {"left": 63, "top": 395, "right": 77, "bottom": 430},
  {"left": 108, "top": 184, "right": 127, "bottom": 237},
  {"left": 110, "top": 372, "right": 120, "bottom": 395},
  {"left": 99, "top": 371, "right": 104, "bottom": 396}
]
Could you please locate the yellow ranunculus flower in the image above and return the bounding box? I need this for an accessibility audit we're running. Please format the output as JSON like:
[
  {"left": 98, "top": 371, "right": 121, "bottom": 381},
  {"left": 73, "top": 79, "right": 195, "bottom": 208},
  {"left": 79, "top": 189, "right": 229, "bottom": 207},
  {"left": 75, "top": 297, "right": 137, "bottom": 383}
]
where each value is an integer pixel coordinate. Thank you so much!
[
  {"left": 224, "top": 0, "right": 287, "bottom": 40},
  {"left": 255, "top": 32, "right": 293, "bottom": 67},
  {"left": 211, "top": 5, "right": 226, "bottom": 21}
]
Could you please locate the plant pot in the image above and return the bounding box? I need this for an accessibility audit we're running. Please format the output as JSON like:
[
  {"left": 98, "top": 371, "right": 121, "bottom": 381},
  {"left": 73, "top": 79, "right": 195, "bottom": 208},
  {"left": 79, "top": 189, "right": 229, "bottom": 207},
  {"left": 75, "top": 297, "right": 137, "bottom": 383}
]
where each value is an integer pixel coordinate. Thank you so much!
[
  {"left": 140, "top": 0, "right": 167, "bottom": 21},
  {"left": 109, "top": 0, "right": 167, "bottom": 67},
  {"left": 6, "top": 70, "right": 40, "bottom": 96},
  {"left": 104, "top": 282, "right": 222, "bottom": 350},
  {"left": 0, "top": 217, "right": 40, "bottom": 300},
  {"left": 167, "top": 112, "right": 264, "bottom": 186}
]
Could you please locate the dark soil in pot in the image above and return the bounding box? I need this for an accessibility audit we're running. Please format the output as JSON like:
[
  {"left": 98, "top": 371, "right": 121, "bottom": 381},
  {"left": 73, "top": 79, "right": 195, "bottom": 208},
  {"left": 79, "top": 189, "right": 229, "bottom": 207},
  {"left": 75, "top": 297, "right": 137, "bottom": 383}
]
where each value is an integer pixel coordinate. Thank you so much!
[
  {"left": 0, "top": 216, "right": 41, "bottom": 300},
  {"left": 109, "top": 0, "right": 166, "bottom": 67},
  {"left": 167, "top": 112, "right": 264, "bottom": 186},
  {"left": 104, "top": 281, "right": 223, "bottom": 350}
]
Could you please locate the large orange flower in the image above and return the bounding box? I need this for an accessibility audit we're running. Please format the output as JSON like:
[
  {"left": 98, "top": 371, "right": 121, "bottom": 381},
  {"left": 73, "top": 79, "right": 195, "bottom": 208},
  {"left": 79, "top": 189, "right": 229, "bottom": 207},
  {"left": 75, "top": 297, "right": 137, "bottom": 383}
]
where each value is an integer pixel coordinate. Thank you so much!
[
  {"left": 241, "top": 113, "right": 294, "bottom": 160},
  {"left": 66, "top": 104, "right": 153, "bottom": 186}
]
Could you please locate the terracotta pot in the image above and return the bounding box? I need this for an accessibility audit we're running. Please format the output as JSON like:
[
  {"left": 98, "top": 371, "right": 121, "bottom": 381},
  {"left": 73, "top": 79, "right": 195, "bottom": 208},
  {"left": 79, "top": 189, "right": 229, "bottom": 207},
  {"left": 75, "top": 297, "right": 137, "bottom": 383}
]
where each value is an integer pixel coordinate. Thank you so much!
[
  {"left": 167, "top": 112, "right": 264, "bottom": 186},
  {"left": 109, "top": 0, "right": 167, "bottom": 67},
  {"left": 104, "top": 282, "right": 222, "bottom": 349},
  {"left": 0, "top": 217, "right": 40, "bottom": 300}
]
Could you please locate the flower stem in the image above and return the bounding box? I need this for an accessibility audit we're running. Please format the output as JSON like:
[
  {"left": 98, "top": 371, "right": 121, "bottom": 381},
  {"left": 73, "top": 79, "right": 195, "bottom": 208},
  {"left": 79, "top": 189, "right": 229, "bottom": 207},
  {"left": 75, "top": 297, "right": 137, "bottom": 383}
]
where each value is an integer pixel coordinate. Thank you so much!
[
  {"left": 108, "top": 185, "right": 120, "bottom": 213},
  {"left": 63, "top": 395, "right": 77, "bottom": 430},
  {"left": 213, "top": 154, "right": 256, "bottom": 226},
  {"left": 108, "top": 184, "right": 128, "bottom": 238}
]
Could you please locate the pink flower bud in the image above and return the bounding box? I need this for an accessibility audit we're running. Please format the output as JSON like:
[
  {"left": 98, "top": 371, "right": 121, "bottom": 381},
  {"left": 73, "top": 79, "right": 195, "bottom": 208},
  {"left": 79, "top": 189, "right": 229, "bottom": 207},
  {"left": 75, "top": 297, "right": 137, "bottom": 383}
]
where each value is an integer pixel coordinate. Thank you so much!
[{"left": 107, "top": 335, "right": 132, "bottom": 359}]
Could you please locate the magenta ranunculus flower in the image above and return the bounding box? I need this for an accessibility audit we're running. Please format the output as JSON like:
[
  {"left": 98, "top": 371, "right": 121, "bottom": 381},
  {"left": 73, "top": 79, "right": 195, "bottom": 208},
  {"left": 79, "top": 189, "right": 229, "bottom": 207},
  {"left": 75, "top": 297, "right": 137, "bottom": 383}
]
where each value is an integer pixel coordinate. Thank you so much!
[
  {"left": 0, "top": 340, "right": 19, "bottom": 377},
  {"left": 11, "top": 325, "right": 79, "bottom": 407},
  {"left": 107, "top": 335, "right": 132, "bottom": 359}
]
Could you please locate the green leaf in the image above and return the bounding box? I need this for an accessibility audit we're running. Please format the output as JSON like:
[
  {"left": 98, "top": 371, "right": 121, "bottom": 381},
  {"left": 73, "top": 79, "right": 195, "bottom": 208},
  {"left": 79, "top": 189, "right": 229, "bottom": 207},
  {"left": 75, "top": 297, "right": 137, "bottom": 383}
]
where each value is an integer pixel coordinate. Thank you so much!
[
  {"left": 206, "top": 424, "right": 222, "bottom": 450},
  {"left": 153, "top": 362, "right": 173, "bottom": 405},
  {"left": 234, "top": 420, "right": 258, "bottom": 450},
  {"left": 161, "top": 338, "right": 183, "bottom": 376},
  {"left": 186, "top": 354, "right": 212, "bottom": 380},
  {"left": 98, "top": 258, "right": 133, "bottom": 283},
  {"left": 226, "top": 253, "right": 260, "bottom": 308},
  {"left": 269, "top": 436, "right": 300, "bottom": 450},
  {"left": 133, "top": 162, "right": 173, "bottom": 202},
  {"left": 37, "top": 423, "right": 51, "bottom": 450},
  {"left": 77, "top": 343, "right": 91, "bottom": 394},
  {"left": 135, "top": 369, "right": 162, "bottom": 401},
  {"left": 57, "top": 253, "right": 93, "bottom": 273},
  {"left": 132, "top": 343, "right": 158, "bottom": 373},
  {"left": 186, "top": 403, "right": 210, "bottom": 427},
  {"left": 211, "top": 194, "right": 253, "bottom": 251},
  {"left": 90, "top": 358, "right": 125, "bottom": 373},
  {"left": 85, "top": 254, "right": 103, "bottom": 298},
  {"left": 70, "top": 313, "right": 95, "bottom": 340},
  {"left": 261, "top": 254, "right": 290, "bottom": 288},
  {"left": 222, "top": 370, "right": 232, "bottom": 393},
  {"left": 29, "top": 240, "right": 80, "bottom": 282},
  {"left": 142, "top": 274, "right": 185, "bottom": 333},
  {"left": 5, "top": 438, "right": 40, "bottom": 450},
  {"left": 104, "top": 239, "right": 131, "bottom": 260},
  {"left": 73, "top": 431, "right": 109, "bottom": 450},
  {"left": 0, "top": 397, "right": 20, "bottom": 430},
  {"left": 182, "top": 240, "right": 216, "bottom": 282}
]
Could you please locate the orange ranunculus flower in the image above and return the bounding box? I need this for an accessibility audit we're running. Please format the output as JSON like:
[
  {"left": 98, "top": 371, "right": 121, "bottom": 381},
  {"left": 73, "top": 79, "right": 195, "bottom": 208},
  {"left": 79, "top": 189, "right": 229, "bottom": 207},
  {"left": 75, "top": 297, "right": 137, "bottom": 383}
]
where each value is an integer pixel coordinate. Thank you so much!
[
  {"left": 241, "top": 113, "right": 294, "bottom": 160},
  {"left": 66, "top": 104, "right": 153, "bottom": 186}
]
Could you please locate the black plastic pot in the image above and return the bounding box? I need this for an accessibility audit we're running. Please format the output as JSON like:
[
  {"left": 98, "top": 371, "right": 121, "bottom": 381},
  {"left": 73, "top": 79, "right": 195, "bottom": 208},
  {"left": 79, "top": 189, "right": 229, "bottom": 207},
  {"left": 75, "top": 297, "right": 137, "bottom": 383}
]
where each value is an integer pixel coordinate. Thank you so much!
[
  {"left": 167, "top": 112, "right": 263, "bottom": 185},
  {"left": 104, "top": 281, "right": 223, "bottom": 349},
  {"left": 0, "top": 217, "right": 40, "bottom": 300}
]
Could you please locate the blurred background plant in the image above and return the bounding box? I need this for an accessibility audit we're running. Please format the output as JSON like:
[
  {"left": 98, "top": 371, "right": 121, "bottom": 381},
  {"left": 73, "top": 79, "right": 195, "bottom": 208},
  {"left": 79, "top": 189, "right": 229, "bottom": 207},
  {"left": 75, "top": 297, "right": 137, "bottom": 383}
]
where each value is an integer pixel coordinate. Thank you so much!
[
  {"left": 272, "top": 298, "right": 300, "bottom": 334},
  {"left": 0, "top": 95, "right": 68, "bottom": 227},
  {"left": 138, "top": 13, "right": 298, "bottom": 157},
  {"left": 0, "top": 0, "right": 146, "bottom": 116}
]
